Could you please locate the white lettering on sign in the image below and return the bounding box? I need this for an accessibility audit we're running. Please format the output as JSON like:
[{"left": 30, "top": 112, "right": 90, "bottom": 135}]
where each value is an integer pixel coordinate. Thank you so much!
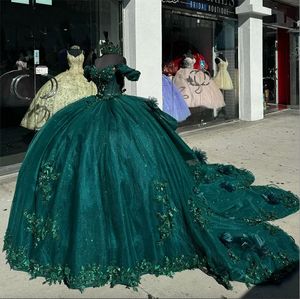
[{"left": 36, "top": 66, "right": 48, "bottom": 76}]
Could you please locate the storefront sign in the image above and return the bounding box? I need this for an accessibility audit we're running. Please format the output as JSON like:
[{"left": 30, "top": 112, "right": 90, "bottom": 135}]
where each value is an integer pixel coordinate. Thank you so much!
[
  {"left": 11, "top": 0, "right": 29, "bottom": 4},
  {"left": 11, "top": 0, "right": 52, "bottom": 4},
  {"left": 162, "top": 0, "right": 237, "bottom": 18},
  {"left": 36, "top": 0, "right": 52, "bottom": 5}
]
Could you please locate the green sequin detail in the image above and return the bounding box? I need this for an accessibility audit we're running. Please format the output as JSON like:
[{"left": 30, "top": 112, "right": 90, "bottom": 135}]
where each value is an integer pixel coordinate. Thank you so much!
[
  {"left": 227, "top": 249, "right": 240, "bottom": 262},
  {"left": 37, "top": 161, "right": 60, "bottom": 202},
  {"left": 4, "top": 234, "right": 229, "bottom": 292},
  {"left": 188, "top": 198, "right": 209, "bottom": 229},
  {"left": 261, "top": 186, "right": 300, "bottom": 209},
  {"left": 99, "top": 40, "right": 122, "bottom": 55},
  {"left": 23, "top": 211, "right": 58, "bottom": 247},
  {"left": 153, "top": 181, "right": 177, "bottom": 242},
  {"left": 85, "top": 66, "right": 115, "bottom": 97},
  {"left": 244, "top": 250, "right": 292, "bottom": 283}
]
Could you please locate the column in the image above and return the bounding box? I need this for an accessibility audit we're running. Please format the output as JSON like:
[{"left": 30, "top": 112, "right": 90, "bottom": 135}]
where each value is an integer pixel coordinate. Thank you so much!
[
  {"left": 122, "top": 0, "right": 162, "bottom": 107},
  {"left": 290, "top": 20, "right": 300, "bottom": 106},
  {"left": 236, "top": 0, "right": 271, "bottom": 121}
]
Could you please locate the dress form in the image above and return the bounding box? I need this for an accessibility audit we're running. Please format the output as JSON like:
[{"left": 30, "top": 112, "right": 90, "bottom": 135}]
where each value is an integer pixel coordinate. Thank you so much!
[
  {"left": 214, "top": 53, "right": 233, "bottom": 91},
  {"left": 68, "top": 49, "right": 82, "bottom": 57},
  {"left": 68, "top": 45, "right": 83, "bottom": 57},
  {"left": 93, "top": 54, "right": 127, "bottom": 92},
  {"left": 215, "top": 53, "right": 226, "bottom": 65},
  {"left": 94, "top": 54, "right": 126, "bottom": 70},
  {"left": 21, "top": 47, "right": 97, "bottom": 130}
]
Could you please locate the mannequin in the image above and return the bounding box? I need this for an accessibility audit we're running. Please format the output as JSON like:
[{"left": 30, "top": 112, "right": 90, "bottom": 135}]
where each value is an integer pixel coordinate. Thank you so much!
[
  {"left": 68, "top": 45, "right": 83, "bottom": 57},
  {"left": 214, "top": 53, "right": 233, "bottom": 90},
  {"left": 93, "top": 32, "right": 127, "bottom": 91},
  {"left": 215, "top": 52, "right": 226, "bottom": 65},
  {"left": 95, "top": 53, "right": 126, "bottom": 69},
  {"left": 95, "top": 31, "right": 126, "bottom": 69},
  {"left": 173, "top": 52, "right": 225, "bottom": 110},
  {"left": 21, "top": 45, "right": 97, "bottom": 130}
]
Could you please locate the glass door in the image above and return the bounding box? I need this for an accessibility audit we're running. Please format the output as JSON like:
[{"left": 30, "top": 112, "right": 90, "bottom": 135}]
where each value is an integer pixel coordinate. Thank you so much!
[
  {"left": 263, "top": 26, "right": 278, "bottom": 109},
  {"left": 289, "top": 31, "right": 299, "bottom": 106}
]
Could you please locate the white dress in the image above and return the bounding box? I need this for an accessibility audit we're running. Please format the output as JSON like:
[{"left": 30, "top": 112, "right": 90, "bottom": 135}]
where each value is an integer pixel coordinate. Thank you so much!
[
  {"left": 21, "top": 52, "right": 97, "bottom": 130},
  {"left": 213, "top": 58, "right": 234, "bottom": 90}
]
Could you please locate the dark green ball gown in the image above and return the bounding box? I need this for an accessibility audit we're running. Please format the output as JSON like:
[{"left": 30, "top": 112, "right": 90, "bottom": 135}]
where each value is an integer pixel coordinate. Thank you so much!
[{"left": 4, "top": 64, "right": 299, "bottom": 291}]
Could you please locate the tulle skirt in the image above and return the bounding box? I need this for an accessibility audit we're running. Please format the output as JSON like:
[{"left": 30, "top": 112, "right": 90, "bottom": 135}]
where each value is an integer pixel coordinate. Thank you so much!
[
  {"left": 162, "top": 75, "right": 191, "bottom": 122},
  {"left": 4, "top": 94, "right": 299, "bottom": 291}
]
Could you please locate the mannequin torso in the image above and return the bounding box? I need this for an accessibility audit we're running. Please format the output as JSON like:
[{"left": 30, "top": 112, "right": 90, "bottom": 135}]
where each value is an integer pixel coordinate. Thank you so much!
[
  {"left": 68, "top": 48, "right": 82, "bottom": 57},
  {"left": 95, "top": 54, "right": 126, "bottom": 70},
  {"left": 215, "top": 53, "right": 226, "bottom": 64}
]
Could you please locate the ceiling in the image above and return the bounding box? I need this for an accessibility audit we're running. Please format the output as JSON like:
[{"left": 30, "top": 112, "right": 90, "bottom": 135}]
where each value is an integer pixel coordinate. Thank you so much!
[{"left": 277, "top": 0, "right": 299, "bottom": 7}]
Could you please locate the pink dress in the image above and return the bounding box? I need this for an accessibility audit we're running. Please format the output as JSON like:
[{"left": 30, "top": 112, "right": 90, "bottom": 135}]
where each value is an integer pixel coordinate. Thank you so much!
[{"left": 173, "top": 67, "right": 225, "bottom": 109}]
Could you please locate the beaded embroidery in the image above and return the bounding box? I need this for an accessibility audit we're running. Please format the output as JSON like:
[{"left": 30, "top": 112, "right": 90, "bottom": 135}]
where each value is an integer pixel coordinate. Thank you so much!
[
  {"left": 23, "top": 211, "right": 59, "bottom": 247},
  {"left": 3, "top": 233, "right": 234, "bottom": 292},
  {"left": 153, "top": 180, "right": 177, "bottom": 242},
  {"left": 84, "top": 66, "right": 115, "bottom": 97},
  {"left": 99, "top": 40, "right": 122, "bottom": 55},
  {"left": 37, "top": 161, "right": 60, "bottom": 202},
  {"left": 187, "top": 198, "right": 210, "bottom": 229}
]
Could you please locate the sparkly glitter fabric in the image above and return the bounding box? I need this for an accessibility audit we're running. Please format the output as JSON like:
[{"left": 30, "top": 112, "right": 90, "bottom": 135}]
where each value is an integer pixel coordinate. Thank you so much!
[
  {"left": 21, "top": 52, "right": 97, "bottom": 130},
  {"left": 4, "top": 63, "right": 299, "bottom": 292}
]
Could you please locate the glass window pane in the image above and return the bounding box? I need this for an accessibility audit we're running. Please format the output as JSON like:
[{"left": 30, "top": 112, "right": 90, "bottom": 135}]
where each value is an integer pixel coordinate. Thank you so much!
[
  {"left": 0, "top": 0, "right": 121, "bottom": 167},
  {"left": 162, "top": 9, "right": 238, "bottom": 131}
]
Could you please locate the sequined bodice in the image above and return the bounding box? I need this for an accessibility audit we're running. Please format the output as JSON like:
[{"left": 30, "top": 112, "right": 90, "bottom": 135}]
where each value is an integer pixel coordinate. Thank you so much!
[
  {"left": 67, "top": 53, "right": 85, "bottom": 74},
  {"left": 87, "top": 66, "right": 121, "bottom": 96},
  {"left": 84, "top": 64, "right": 141, "bottom": 97}
]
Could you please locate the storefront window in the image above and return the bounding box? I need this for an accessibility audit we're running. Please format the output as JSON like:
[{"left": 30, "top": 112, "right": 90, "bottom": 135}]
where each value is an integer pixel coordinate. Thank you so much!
[
  {"left": 0, "top": 0, "right": 121, "bottom": 167},
  {"left": 263, "top": 0, "right": 299, "bottom": 111},
  {"left": 263, "top": 26, "right": 277, "bottom": 107},
  {"left": 162, "top": 7, "right": 238, "bottom": 131}
]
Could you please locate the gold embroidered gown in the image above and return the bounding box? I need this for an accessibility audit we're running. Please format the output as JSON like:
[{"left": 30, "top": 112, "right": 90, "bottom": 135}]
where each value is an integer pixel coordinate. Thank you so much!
[{"left": 21, "top": 52, "right": 97, "bottom": 130}]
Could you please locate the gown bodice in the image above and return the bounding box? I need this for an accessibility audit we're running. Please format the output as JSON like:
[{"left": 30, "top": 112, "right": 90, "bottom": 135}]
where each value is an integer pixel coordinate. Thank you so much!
[
  {"left": 67, "top": 52, "right": 85, "bottom": 74},
  {"left": 84, "top": 64, "right": 140, "bottom": 97},
  {"left": 214, "top": 58, "right": 233, "bottom": 90},
  {"left": 216, "top": 58, "right": 228, "bottom": 71}
]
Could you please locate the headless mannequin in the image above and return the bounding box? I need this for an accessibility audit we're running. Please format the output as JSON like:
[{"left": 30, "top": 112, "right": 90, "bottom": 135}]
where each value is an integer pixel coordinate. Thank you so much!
[
  {"left": 215, "top": 53, "right": 226, "bottom": 64},
  {"left": 95, "top": 31, "right": 126, "bottom": 69},
  {"left": 182, "top": 57, "right": 195, "bottom": 69},
  {"left": 94, "top": 54, "right": 127, "bottom": 92},
  {"left": 68, "top": 46, "right": 82, "bottom": 57},
  {"left": 94, "top": 53, "right": 126, "bottom": 70},
  {"left": 214, "top": 53, "right": 226, "bottom": 118}
]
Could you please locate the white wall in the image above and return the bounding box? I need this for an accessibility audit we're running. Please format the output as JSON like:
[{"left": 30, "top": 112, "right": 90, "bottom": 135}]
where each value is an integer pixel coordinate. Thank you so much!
[
  {"left": 236, "top": 0, "right": 271, "bottom": 121},
  {"left": 122, "top": 0, "right": 162, "bottom": 106}
]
